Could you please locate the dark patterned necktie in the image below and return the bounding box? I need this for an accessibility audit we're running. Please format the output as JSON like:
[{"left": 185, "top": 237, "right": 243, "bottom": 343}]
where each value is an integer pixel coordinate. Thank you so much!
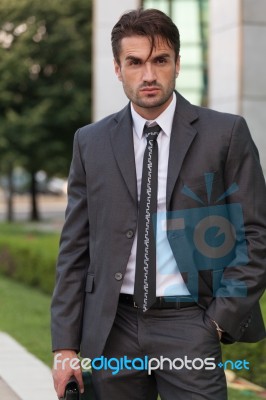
[{"left": 134, "top": 124, "right": 161, "bottom": 311}]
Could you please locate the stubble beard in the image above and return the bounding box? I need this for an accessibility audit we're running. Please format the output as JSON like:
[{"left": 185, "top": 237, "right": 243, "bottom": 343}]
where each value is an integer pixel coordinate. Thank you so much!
[{"left": 123, "top": 78, "right": 176, "bottom": 110}]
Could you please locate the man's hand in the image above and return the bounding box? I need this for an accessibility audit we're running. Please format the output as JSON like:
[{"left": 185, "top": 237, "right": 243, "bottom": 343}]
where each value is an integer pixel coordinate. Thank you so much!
[{"left": 52, "top": 350, "right": 84, "bottom": 398}]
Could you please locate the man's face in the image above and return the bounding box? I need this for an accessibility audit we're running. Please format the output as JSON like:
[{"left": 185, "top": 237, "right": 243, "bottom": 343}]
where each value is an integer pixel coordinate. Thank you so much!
[{"left": 114, "top": 35, "right": 180, "bottom": 119}]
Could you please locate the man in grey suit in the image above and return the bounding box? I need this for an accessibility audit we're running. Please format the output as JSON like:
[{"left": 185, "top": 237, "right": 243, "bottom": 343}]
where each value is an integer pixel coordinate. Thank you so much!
[{"left": 51, "top": 8, "right": 266, "bottom": 400}]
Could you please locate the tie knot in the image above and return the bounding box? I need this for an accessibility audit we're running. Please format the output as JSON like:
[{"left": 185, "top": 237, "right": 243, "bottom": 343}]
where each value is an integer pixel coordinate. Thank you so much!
[{"left": 143, "top": 124, "right": 161, "bottom": 141}]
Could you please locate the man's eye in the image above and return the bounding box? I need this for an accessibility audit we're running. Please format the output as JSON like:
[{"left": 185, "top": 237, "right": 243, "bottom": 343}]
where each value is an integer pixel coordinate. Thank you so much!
[
  {"left": 129, "top": 59, "right": 140, "bottom": 66},
  {"left": 156, "top": 58, "right": 167, "bottom": 64}
]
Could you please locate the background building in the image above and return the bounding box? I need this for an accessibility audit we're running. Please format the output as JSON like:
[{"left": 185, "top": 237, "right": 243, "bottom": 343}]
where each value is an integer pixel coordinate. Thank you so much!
[{"left": 93, "top": 0, "right": 266, "bottom": 174}]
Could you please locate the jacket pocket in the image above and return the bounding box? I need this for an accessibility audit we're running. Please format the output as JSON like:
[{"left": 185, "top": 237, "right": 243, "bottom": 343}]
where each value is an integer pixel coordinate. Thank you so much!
[{"left": 85, "top": 274, "right": 94, "bottom": 293}]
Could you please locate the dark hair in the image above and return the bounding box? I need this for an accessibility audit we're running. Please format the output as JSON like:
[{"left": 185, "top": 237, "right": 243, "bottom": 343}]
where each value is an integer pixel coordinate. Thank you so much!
[{"left": 111, "top": 8, "right": 180, "bottom": 64}]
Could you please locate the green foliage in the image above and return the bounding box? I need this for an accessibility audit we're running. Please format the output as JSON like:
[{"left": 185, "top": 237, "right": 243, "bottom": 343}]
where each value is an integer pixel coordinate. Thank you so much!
[
  {"left": 228, "top": 388, "right": 263, "bottom": 400},
  {"left": 0, "top": 0, "right": 92, "bottom": 176},
  {"left": 0, "top": 222, "right": 59, "bottom": 293},
  {"left": 221, "top": 331, "right": 266, "bottom": 388}
]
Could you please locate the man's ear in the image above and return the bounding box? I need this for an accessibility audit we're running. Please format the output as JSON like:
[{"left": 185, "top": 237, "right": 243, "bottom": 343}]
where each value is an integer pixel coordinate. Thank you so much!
[
  {"left": 175, "top": 55, "right": 181, "bottom": 77},
  {"left": 114, "top": 59, "right": 122, "bottom": 81}
]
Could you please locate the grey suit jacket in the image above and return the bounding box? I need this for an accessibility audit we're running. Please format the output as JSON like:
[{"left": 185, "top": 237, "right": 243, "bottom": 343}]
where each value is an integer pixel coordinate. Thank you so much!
[{"left": 51, "top": 92, "right": 266, "bottom": 358}]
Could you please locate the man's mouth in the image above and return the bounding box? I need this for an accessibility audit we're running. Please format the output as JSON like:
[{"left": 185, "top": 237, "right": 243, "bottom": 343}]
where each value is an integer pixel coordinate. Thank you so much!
[{"left": 140, "top": 87, "right": 160, "bottom": 94}]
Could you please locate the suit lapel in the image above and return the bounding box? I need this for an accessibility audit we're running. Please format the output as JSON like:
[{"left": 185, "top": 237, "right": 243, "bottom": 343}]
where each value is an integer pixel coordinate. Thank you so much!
[
  {"left": 110, "top": 104, "right": 138, "bottom": 205},
  {"left": 166, "top": 93, "right": 199, "bottom": 209}
]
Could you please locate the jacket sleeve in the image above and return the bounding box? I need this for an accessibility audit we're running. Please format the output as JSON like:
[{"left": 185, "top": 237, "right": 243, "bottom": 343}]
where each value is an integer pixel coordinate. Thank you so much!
[
  {"left": 205, "top": 116, "right": 266, "bottom": 341},
  {"left": 51, "top": 129, "right": 89, "bottom": 352}
]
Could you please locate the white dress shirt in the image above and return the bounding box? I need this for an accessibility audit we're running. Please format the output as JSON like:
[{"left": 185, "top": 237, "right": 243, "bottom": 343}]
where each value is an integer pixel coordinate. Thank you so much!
[{"left": 120, "top": 93, "right": 190, "bottom": 296}]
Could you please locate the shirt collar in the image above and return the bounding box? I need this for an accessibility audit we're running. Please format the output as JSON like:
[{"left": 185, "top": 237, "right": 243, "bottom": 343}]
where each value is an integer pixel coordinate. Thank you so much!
[{"left": 131, "top": 92, "right": 176, "bottom": 139}]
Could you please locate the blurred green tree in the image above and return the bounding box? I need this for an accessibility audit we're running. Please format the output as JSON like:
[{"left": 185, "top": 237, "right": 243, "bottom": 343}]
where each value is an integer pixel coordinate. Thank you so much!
[{"left": 0, "top": 0, "right": 92, "bottom": 220}]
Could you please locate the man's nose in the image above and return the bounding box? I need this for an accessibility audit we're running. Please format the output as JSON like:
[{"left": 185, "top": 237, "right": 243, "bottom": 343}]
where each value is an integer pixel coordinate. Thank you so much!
[{"left": 142, "top": 63, "right": 156, "bottom": 82}]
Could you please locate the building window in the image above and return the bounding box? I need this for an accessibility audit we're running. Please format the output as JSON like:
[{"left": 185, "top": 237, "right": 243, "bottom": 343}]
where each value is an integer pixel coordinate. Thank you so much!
[{"left": 142, "top": 0, "right": 209, "bottom": 106}]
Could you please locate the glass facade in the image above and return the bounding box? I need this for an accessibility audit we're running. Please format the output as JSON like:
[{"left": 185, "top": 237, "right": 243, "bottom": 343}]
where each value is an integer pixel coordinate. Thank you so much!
[{"left": 142, "top": 0, "right": 209, "bottom": 106}]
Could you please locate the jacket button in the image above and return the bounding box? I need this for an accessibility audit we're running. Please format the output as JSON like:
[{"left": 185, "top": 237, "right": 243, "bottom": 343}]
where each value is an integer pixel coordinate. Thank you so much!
[
  {"left": 126, "top": 230, "right": 134, "bottom": 239},
  {"left": 114, "top": 272, "right": 123, "bottom": 281}
]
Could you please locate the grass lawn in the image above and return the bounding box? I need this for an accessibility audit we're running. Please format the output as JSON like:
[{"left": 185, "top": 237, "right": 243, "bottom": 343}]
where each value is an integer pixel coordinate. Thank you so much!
[
  {"left": 0, "top": 274, "right": 264, "bottom": 400},
  {"left": 0, "top": 273, "right": 53, "bottom": 367}
]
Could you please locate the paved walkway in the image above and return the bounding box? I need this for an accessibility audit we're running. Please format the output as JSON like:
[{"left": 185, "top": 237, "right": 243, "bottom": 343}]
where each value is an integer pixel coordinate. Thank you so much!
[
  {"left": 0, "top": 332, "right": 58, "bottom": 400},
  {"left": 0, "top": 191, "right": 66, "bottom": 224},
  {"left": 0, "top": 377, "right": 21, "bottom": 400}
]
